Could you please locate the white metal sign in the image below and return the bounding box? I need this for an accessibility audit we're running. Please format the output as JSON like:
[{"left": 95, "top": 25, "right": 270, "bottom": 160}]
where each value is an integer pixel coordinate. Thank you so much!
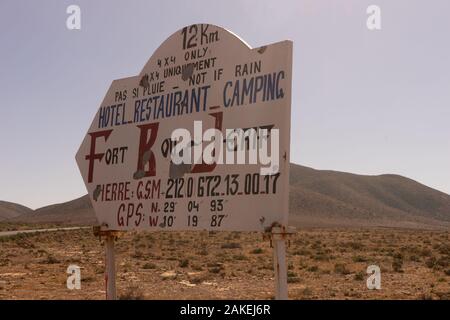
[{"left": 76, "top": 24, "right": 292, "bottom": 231}]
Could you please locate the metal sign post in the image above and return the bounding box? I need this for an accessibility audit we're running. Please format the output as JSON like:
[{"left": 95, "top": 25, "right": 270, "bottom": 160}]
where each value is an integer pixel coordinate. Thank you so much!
[
  {"left": 94, "top": 226, "right": 122, "bottom": 300},
  {"left": 105, "top": 233, "right": 116, "bottom": 300},
  {"left": 273, "top": 237, "right": 288, "bottom": 300},
  {"left": 265, "top": 226, "right": 296, "bottom": 300}
]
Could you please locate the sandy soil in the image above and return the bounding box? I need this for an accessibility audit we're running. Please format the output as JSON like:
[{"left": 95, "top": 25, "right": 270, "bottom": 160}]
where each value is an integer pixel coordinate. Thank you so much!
[{"left": 0, "top": 227, "right": 448, "bottom": 300}]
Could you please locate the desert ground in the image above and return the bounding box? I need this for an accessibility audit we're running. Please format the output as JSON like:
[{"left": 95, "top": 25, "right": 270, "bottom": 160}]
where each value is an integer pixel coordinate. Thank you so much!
[{"left": 0, "top": 225, "right": 448, "bottom": 300}]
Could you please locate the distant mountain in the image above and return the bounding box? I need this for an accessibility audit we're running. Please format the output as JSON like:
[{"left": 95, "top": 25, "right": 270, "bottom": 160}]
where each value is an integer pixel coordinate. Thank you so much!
[
  {"left": 0, "top": 201, "right": 33, "bottom": 221},
  {"left": 289, "top": 164, "right": 450, "bottom": 229},
  {"left": 6, "top": 164, "right": 450, "bottom": 229},
  {"left": 18, "top": 195, "right": 97, "bottom": 225}
]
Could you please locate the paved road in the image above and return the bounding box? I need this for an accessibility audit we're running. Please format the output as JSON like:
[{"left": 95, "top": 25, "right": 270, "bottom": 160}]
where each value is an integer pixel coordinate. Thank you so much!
[{"left": 0, "top": 226, "right": 90, "bottom": 238}]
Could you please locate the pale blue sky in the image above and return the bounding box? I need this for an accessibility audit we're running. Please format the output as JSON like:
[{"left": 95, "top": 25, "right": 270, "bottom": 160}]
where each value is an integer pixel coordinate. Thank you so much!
[{"left": 0, "top": 0, "right": 449, "bottom": 209}]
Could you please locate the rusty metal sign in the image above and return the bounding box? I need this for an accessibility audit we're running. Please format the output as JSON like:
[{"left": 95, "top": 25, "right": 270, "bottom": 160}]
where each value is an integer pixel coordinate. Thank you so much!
[{"left": 76, "top": 24, "right": 292, "bottom": 231}]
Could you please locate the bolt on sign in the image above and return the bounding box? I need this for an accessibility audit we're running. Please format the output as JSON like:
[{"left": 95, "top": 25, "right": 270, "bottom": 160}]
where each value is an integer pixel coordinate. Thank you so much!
[{"left": 76, "top": 24, "right": 292, "bottom": 231}]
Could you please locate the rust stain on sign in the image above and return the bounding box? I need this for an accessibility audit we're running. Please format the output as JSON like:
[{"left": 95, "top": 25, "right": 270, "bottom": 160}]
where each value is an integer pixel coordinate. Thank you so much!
[
  {"left": 93, "top": 185, "right": 102, "bottom": 201},
  {"left": 182, "top": 63, "right": 194, "bottom": 81},
  {"left": 133, "top": 151, "right": 153, "bottom": 180},
  {"left": 142, "top": 150, "right": 152, "bottom": 163},
  {"left": 139, "top": 74, "right": 150, "bottom": 88},
  {"left": 169, "top": 162, "right": 192, "bottom": 178},
  {"left": 133, "top": 170, "right": 146, "bottom": 180},
  {"left": 257, "top": 46, "right": 267, "bottom": 54},
  {"left": 259, "top": 216, "right": 266, "bottom": 225}
]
